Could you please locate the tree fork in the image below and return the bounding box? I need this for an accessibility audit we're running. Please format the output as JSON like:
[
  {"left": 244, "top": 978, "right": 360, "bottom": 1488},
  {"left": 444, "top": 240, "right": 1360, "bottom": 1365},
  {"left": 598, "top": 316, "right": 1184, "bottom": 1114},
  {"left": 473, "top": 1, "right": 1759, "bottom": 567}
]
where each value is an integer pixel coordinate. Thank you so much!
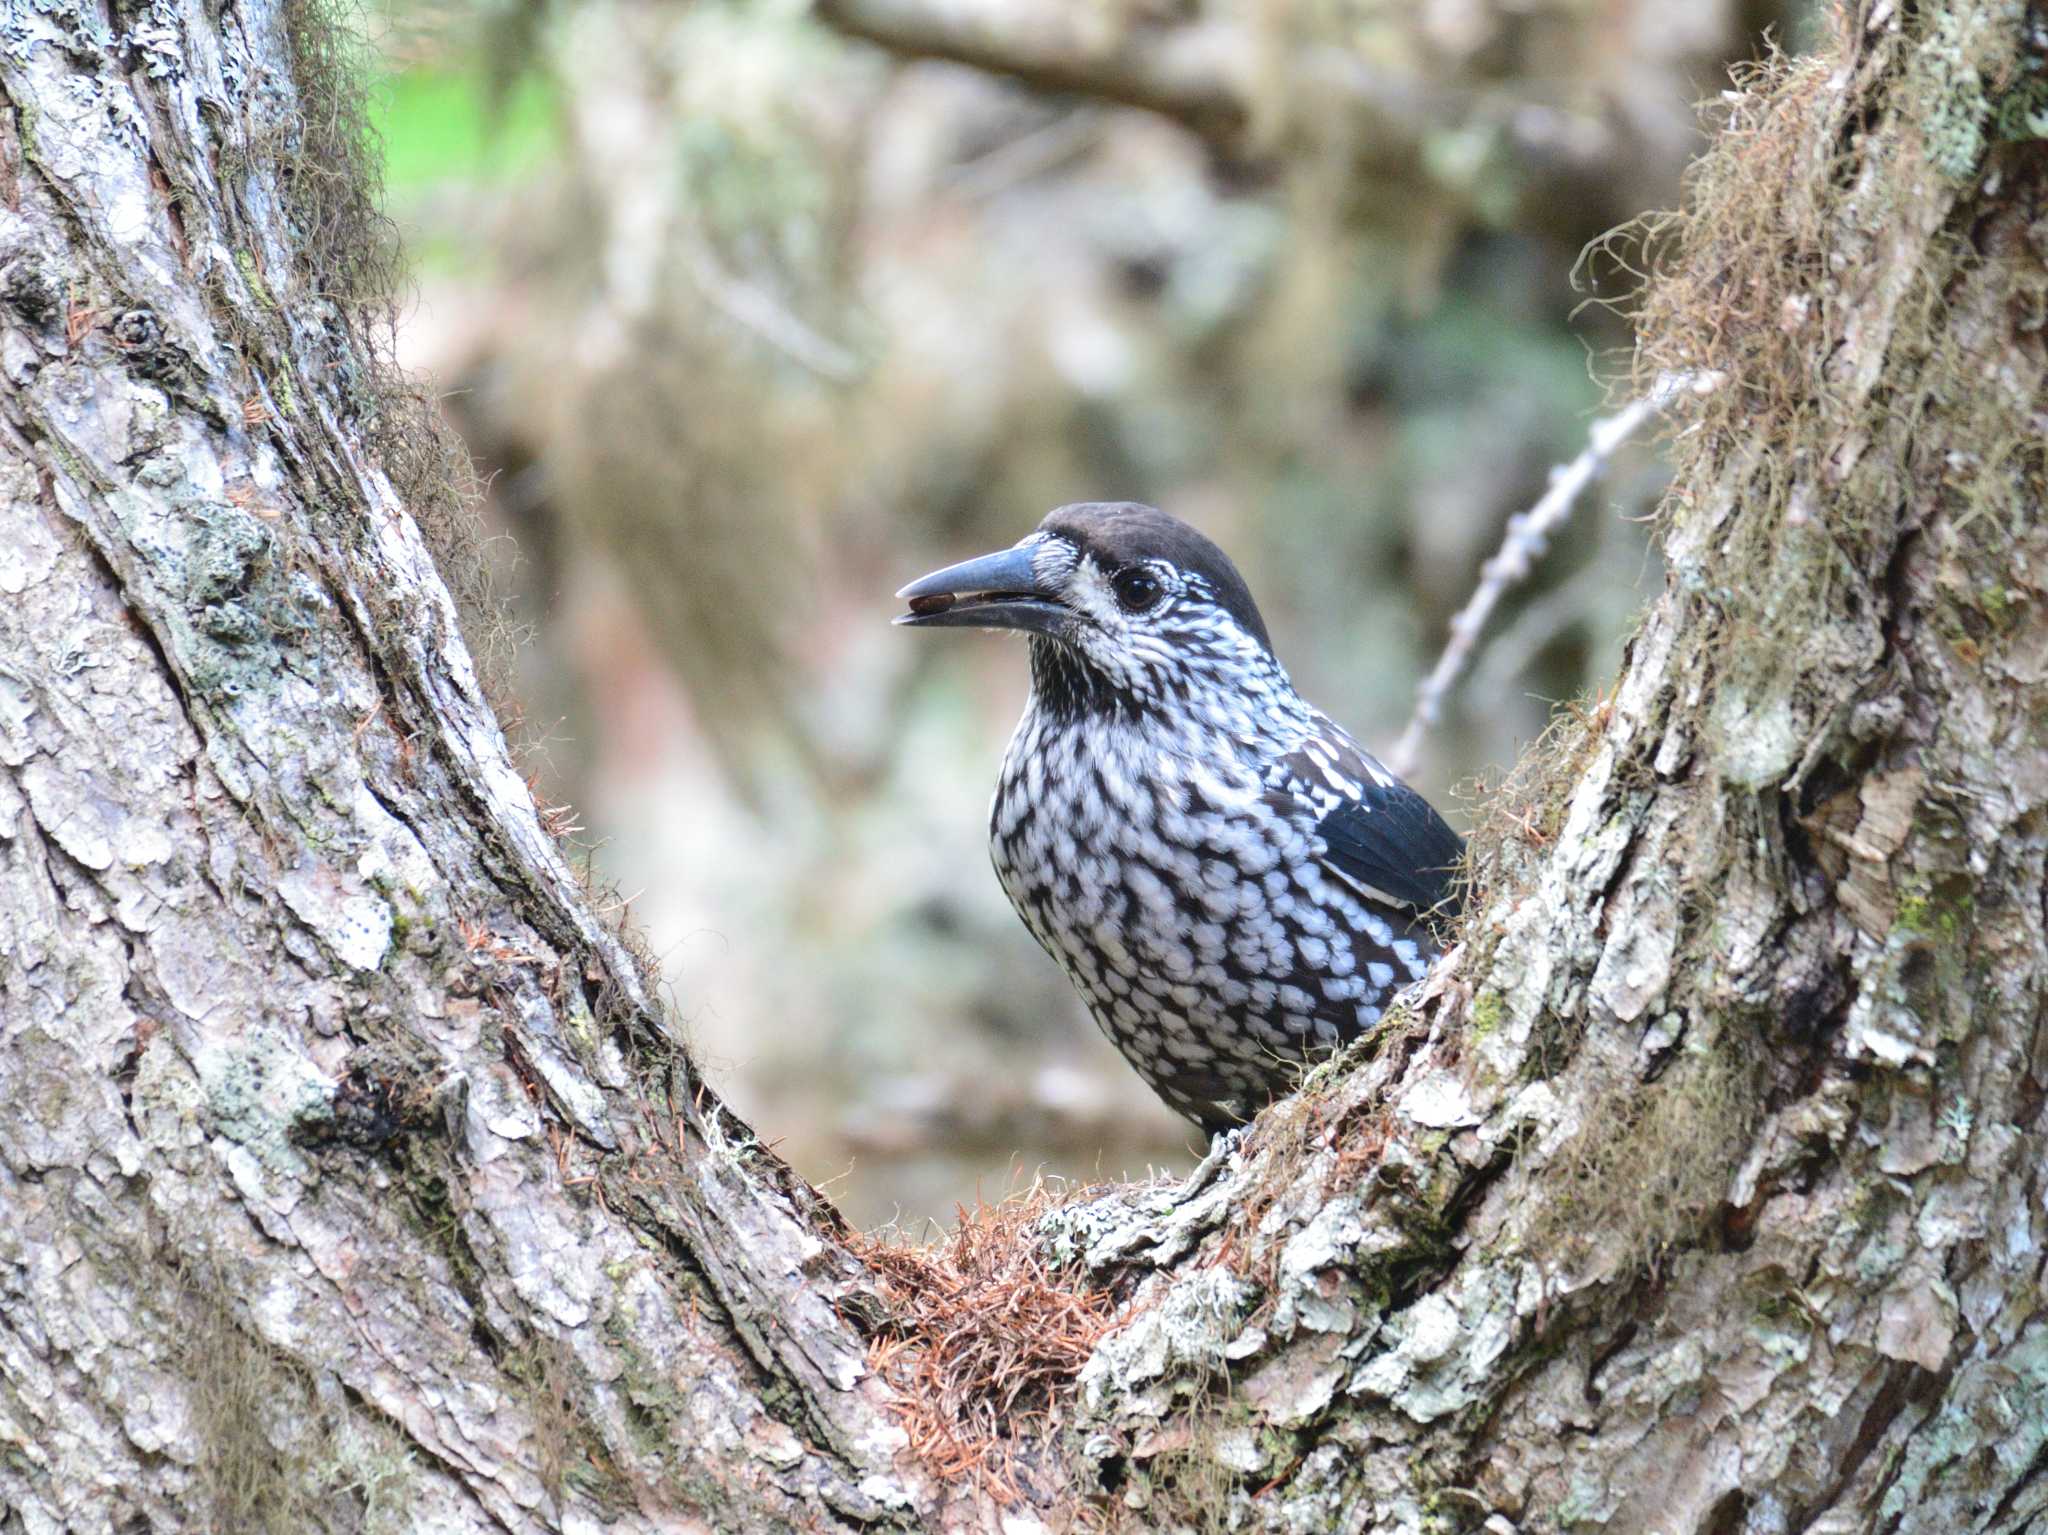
[{"left": 0, "top": 3, "right": 2043, "bottom": 1534}]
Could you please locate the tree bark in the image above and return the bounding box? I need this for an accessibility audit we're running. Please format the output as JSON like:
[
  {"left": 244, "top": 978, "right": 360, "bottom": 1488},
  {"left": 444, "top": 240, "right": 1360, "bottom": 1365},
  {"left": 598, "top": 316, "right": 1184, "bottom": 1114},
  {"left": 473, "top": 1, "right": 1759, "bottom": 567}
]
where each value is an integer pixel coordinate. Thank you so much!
[
  {"left": 0, "top": 6, "right": 913, "bottom": 1530},
  {"left": 1, "top": 4, "right": 2043, "bottom": 1535}
]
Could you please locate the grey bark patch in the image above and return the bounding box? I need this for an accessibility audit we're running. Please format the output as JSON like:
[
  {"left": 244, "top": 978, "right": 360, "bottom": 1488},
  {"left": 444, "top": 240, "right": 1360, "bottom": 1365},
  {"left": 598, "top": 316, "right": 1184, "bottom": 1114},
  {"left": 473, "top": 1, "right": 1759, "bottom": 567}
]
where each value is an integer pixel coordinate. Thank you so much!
[{"left": 278, "top": 857, "right": 394, "bottom": 972}]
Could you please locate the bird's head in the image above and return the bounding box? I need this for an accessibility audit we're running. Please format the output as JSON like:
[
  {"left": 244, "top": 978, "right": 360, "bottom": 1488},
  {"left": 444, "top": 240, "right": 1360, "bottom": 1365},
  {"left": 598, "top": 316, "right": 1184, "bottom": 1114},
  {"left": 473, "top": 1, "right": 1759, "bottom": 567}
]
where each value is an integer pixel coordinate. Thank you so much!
[{"left": 895, "top": 502, "right": 1284, "bottom": 718}]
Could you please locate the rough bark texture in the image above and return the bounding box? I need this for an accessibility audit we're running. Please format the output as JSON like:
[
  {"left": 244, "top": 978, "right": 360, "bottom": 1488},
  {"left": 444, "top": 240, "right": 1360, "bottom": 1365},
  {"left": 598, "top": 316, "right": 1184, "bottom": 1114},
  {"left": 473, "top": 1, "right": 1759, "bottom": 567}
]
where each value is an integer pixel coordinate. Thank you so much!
[
  {"left": 0, "top": 5, "right": 915, "bottom": 1531},
  {"left": 1, "top": 4, "right": 2044, "bottom": 1535}
]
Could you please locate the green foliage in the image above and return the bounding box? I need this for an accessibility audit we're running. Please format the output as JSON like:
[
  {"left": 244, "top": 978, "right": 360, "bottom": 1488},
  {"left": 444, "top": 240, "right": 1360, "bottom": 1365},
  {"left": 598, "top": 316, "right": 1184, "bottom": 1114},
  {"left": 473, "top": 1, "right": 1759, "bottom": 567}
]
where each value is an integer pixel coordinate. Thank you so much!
[{"left": 377, "top": 67, "right": 560, "bottom": 191}]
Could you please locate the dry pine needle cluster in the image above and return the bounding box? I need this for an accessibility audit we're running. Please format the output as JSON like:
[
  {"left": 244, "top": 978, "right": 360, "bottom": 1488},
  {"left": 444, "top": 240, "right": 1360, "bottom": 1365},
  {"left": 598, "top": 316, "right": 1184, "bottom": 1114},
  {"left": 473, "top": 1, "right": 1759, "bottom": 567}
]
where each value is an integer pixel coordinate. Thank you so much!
[{"left": 852, "top": 1181, "right": 1127, "bottom": 1503}]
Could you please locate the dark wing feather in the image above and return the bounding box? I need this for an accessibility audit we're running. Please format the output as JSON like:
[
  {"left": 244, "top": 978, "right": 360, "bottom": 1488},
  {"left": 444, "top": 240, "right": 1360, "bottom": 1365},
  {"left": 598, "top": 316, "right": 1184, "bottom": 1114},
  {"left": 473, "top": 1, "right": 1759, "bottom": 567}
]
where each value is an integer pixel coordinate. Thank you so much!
[
  {"left": 1317, "top": 778, "right": 1465, "bottom": 915},
  {"left": 1266, "top": 723, "right": 1465, "bottom": 917}
]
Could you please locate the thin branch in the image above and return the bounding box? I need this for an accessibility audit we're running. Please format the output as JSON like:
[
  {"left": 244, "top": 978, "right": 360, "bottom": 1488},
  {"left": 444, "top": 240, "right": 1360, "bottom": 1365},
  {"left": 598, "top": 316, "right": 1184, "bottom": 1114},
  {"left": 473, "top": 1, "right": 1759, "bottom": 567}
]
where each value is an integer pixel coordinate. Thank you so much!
[
  {"left": 806, "top": 0, "right": 1622, "bottom": 240},
  {"left": 1465, "top": 548, "right": 1619, "bottom": 707},
  {"left": 813, "top": 0, "right": 1252, "bottom": 145},
  {"left": 1385, "top": 371, "right": 1708, "bottom": 780},
  {"left": 681, "top": 242, "right": 864, "bottom": 383},
  {"left": 945, "top": 108, "right": 1104, "bottom": 201}
]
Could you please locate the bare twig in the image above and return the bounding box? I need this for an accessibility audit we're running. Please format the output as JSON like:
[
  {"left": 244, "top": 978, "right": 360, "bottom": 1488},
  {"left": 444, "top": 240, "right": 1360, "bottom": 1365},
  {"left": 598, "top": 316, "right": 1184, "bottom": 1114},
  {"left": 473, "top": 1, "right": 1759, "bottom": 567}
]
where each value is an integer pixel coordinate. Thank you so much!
[
  {"left": 810, "top": 0, "right": 1617, "bottom": 217},
  {"left": 1465, "top": 553, "right": 1619, "bottom": 707},
  {"left": 1386, "top": 371, "right": 1706, "bottom": 779},
  {"left": 682, "top": 243, "right": 863, "bottom": 383},
  {"left": 945, "top": 108, "right": 1104, "bottom": 201},
  {"left": 813, "top": 0, "right": 1252, "bottom": 145}
]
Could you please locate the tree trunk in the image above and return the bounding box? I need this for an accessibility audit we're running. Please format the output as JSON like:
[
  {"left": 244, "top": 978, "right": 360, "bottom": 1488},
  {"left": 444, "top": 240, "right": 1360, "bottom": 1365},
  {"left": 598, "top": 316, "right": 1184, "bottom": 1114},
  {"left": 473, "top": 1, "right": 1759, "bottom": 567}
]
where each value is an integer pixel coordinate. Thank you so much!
[
  {"left": 1, "top": 4, "right": 2042, "bottom": 1535},
  {"left": 0, "top": 6, "right": 912, "bottom": 1530}
]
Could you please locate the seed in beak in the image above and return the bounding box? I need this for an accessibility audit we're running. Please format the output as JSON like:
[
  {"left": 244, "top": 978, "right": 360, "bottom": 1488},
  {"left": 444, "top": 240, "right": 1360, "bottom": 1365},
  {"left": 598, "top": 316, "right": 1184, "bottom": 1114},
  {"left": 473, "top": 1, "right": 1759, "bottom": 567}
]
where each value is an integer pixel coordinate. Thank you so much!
[{"left": 908, "top": 592, "right": 956, "bottom": 616}]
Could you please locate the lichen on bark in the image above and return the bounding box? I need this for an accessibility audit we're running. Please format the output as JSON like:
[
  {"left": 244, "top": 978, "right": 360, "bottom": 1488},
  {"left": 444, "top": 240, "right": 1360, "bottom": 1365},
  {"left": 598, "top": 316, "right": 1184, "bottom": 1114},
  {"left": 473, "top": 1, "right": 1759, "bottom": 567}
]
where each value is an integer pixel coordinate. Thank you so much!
[{"left": 1, "top": 0, "right": 2045, "bottom": 1532}]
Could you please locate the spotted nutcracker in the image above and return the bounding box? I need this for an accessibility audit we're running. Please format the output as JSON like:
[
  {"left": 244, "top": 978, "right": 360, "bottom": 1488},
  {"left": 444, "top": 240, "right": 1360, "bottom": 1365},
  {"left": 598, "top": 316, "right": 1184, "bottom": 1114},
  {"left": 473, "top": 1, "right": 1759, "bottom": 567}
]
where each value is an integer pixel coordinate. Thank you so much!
[{"left": 896, "top": 502, "right": 1463, "bottom": 1136}]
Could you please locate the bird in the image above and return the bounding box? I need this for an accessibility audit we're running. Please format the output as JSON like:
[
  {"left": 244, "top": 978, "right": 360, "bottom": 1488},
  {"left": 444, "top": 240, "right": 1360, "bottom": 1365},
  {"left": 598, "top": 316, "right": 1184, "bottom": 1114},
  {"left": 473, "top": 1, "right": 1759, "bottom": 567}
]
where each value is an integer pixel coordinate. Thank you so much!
[{"left": 895, "top": 502, "right": 1464, "bottom": 1137}]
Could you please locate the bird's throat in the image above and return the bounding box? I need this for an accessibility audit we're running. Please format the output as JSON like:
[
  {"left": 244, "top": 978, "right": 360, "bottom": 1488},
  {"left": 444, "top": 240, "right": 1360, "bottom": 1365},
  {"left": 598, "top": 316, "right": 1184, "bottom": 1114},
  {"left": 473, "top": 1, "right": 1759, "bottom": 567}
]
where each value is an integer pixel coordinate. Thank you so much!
[{"left": 1028, "top": 636, "right": 1142, "bottom": 724}]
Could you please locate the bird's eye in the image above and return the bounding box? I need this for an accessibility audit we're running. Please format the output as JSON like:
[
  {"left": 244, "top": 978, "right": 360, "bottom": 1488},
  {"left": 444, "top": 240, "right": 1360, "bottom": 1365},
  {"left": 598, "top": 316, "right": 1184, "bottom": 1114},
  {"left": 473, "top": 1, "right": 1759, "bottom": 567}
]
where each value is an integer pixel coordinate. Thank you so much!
[{"left": 1113, "top": 567, "right": 1163, "bottom": 613}]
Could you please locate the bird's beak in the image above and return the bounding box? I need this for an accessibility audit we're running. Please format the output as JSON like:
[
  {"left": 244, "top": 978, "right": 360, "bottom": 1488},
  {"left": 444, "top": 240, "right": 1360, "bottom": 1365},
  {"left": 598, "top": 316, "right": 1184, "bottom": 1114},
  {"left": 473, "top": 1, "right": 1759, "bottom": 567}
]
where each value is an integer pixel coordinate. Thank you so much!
[{"left": 893, "top": 540, "right": 1068, "bottom": 637}]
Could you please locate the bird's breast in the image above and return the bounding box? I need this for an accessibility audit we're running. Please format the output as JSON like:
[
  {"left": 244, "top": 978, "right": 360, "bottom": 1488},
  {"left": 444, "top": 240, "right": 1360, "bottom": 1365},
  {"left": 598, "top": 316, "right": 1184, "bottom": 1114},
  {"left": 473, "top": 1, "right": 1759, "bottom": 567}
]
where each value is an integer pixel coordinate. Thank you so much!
[{"left": 992, "top": 715, "right": 1293, "bottom": 978}]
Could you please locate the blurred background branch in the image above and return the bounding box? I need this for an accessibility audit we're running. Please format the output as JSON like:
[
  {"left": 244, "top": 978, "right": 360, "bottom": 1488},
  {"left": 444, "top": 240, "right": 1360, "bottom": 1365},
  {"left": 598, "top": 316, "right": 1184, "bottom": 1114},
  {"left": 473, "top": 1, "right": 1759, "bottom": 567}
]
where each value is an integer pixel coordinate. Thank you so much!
[
  {"left": 1386, "top": 368, "right": 1702, "bottom": 778},
  {"left": 375, "top": 0, "right": 1822, "bottom": 1228},
  {"left": 813, "top": 0, "right": 1256, "bottom": 144},
  {"left": 812, "top": 0, "right": 1639, "bottom": 233}
]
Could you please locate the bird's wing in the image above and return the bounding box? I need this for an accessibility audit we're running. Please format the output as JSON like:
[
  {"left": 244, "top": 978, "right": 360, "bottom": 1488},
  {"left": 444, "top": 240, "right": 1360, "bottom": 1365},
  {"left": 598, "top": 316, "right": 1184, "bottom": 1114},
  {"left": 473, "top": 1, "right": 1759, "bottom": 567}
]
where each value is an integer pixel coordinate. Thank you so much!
[{"left": 1265, "top": 721, "right": 1465, "bottom": 917}]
